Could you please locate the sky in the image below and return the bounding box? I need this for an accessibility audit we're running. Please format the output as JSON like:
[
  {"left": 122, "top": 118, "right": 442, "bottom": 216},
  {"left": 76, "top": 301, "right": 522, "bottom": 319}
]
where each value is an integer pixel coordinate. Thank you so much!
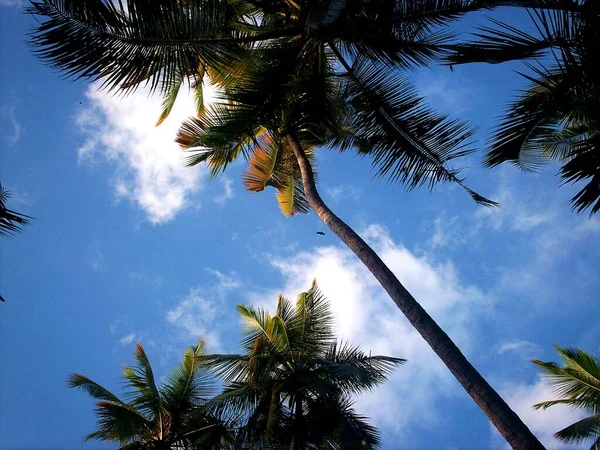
[{"left": 1, "top": 3, "right": 599, "bottom": 450}]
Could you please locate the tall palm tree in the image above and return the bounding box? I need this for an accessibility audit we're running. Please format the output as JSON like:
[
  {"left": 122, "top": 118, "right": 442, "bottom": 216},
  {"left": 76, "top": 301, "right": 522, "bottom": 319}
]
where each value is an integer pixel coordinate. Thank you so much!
[
  {"left": 206, "top": 281, "right": 404, "bottom": 450},
  {"left": 28, "top": 1, "right": 562, "bottom": 447},
  {"left": 449, "top": 1, "right": 600, "bottom": 214},
  {"left": 533, "top": 346, "right": 600, "bottom": 450},
  {"left": 69, "top": 339, "right": 232, "bottom": 449}
]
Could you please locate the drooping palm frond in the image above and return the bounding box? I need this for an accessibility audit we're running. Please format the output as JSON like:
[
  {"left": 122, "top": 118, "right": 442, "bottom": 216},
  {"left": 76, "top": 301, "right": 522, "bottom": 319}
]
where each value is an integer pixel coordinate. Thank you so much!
[
  {"left": 28, "top": 0, "right": 251, "bottom": 95},
  {"left": 329, "top": 49, "right": 495, "bottom": 206},
  {"left": 533, "top": 345, "right": 600, "bottom": 449},
  {"left": 84, "top": 401, "right": 153, "bottom": 444},
  {"left": 0, "top": 183, "right": 31, "bottom": 237},
  {"left": 448, "top": 1, "right": 600, "bottom": 214}
]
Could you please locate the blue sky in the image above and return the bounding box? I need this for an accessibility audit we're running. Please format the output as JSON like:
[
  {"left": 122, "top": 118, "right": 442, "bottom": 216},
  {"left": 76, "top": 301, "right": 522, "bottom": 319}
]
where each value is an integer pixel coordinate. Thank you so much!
[{"left": 1, "top": 3, "right": 599, "bottom": 449}]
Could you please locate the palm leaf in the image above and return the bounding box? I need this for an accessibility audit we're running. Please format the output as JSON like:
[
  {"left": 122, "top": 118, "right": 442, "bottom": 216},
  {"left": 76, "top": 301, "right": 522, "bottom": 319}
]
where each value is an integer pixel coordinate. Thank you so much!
[
  {"left": 0, "top": 184, "right": 31, "bottom": 237},
  {"left": 85, "top": 401, "right": 152, "bottom": 444},
  {"left": 68, "top": 374, "right": 124, "bottom": 404},
  {"left": 329, "top": 48, "right": 495, "bottom": 206},
  {"left": 28, "top": 0, "right": 244, "bottom": 95}
]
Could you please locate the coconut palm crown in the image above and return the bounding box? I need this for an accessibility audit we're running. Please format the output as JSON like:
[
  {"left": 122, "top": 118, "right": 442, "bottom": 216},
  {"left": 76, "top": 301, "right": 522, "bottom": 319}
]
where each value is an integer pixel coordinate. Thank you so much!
[
  {"left": 205, "top": 281, "right": 405, "bottom": 449},
  {"left": 533, "top": 345, "right": 600, "bottom": 450}
]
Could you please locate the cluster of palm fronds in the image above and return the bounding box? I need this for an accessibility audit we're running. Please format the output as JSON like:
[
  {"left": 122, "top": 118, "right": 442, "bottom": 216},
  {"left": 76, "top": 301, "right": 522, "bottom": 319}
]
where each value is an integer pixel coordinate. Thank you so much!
[
  {"left": 533, "top": 345, "right": 600, "bottom": 450},
  {"left": 450, "top": 0, "right": 600, "bottom": 214},
  {"left": 69, "top": 282, "right": 404, "bottom": 449},
  {"left": 29, "top": 0, "right": 521, "bottom": 216}
]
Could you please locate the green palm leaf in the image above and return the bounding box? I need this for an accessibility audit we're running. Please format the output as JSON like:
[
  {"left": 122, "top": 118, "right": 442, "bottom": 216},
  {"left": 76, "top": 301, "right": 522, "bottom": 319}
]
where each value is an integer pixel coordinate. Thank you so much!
[{"left": 533, "top": 345, "right": 600, "bottom": 448}]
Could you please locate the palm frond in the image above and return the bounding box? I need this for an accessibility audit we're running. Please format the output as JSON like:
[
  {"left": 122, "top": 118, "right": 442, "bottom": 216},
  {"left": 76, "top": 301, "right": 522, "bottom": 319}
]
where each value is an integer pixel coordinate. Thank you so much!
[
  {"left": 0, "top": 184, "right": 31, "bottom": 237},
  {"left": 68, "top": 374, "right": 124, "bottom": 403},
  {"left": 122, "top": 344, "right": 165, "bottom": 420},
  {"left": 162, "top": 339, "right": 215, "bottom": 414},
  {"left": 329, "top": 49, "right": 495, "bottom": 206},
  {"left": 533, "top": 345, "right": 600, "bottom": 447},
  {"left": 554, "top": 415, "right": 600, "bottom": 446},
  {"left": 85, "top": 401, "right": 152, "bottom": 445},
  {"left": 28, "top": 0, "right": 245, "bottom": 95}
]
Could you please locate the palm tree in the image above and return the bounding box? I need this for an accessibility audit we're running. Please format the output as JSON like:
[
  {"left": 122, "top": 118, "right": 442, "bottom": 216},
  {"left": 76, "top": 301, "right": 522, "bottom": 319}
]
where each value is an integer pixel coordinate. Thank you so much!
[
  {"left": 533, "top": 346, "right": 600, "bottom": 450},
  {"left": 206, "top": 281, "right": 404, "bottom": 450},
  {"left": 69, "top": 339, "right": 232, "bottom": 449},
  {"left": 28, "top": 1, "right": 561, "bottom": 447},
  {"left": 449, "top": 1, "right": 600, "bottom": 214}
]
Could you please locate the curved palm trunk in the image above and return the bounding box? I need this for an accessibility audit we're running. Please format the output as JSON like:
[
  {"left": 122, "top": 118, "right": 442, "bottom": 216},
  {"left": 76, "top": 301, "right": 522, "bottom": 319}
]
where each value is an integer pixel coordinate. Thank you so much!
[{"left": 286, "top": 134, "right": 545, "bottom": 450}]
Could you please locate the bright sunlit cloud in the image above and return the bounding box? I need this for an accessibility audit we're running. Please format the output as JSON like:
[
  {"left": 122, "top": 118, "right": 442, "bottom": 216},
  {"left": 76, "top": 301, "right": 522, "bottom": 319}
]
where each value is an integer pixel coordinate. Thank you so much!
[{"left": 75, "top": 81, "right": 219, "bottom": 224}]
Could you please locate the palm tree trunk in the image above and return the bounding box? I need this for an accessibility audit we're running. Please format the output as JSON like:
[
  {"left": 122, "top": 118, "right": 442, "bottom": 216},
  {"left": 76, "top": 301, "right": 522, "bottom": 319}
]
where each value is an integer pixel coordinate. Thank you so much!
[{"left": 286, "top": 134, "right": 545, "bottom": 450}]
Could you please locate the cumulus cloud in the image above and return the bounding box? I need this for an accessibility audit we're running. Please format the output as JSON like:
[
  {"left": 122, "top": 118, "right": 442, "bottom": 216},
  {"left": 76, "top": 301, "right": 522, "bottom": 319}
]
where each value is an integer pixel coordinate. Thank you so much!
[
  {"left": 76, "top": 83, "right": 206, "bottom": 224},
  {"left": 251, "top": 224, "right": 490, "bottom": 443},
  {"left": 494, "top": 377, "right": 586, "bottom": 449}
]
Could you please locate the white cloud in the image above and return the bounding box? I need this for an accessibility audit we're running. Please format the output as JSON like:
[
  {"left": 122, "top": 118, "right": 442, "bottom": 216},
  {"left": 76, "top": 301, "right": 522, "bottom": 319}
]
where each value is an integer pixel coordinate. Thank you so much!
[
  {"left": 76, "top": 83, "right": 206, "bottom": 224},
  {"left": 119, "top": 333, "right": 136, "bottom": 346},
  {"left": 497, "top": 340, "right": 541, "bottom": 358},
  {"left": 88, "top": 240, "right": 105, "bottom": 272},
  {"left": 1, "top": 105, "right": 22, "bottom": 144},
  {"left": 253, "top": 224, "right": 490, "bottom": 441},
  {"left": 166, "top": 270, "right": 241, "bottom": 350},
  {"left": 493, "top": 377, "right": 587, "bottom": 449},
  {"left": 212, "top": 177, "right": 235, "bottom": 205},
  {"left": 475, "top": 182, "right": 555, "bottom": 233},
  {"left": 166, "top": 288, "right": 221, "bottom": 347},
  {"left": 324, "top": 184, "right": 362, "bottom": 203}
]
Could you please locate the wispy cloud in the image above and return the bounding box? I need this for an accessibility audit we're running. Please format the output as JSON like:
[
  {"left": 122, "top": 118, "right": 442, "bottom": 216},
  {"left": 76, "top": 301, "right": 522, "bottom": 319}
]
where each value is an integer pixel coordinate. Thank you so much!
[
  {"left": 212, "top": 177, "right": 235, "bottom": 206},
  {"left": 165, "top": 270, "right": 241, "bottom": 350},
  {"left": 1, "top": 105, "right": 23, "bottom": 145},
  {"left": 119, "top": 333, "right": 136, "bottom": 346},
  {"left": 324, "top": 184, "right": 362, "bottom": 203},
  {"left": 88, "top": 240, "right": 105, "bottom": 272},
  {"left": 497, "top": 339, "right": 541, "bottom": 358},
  {"left": 76, "top": 83, "right": 206, "bottom": 224}
]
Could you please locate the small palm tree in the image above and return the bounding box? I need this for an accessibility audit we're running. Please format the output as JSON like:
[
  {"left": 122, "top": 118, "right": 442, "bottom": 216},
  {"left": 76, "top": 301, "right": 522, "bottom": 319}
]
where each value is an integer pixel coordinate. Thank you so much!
[
  {"left": 533, "top": 346, "right": 600, "bottom": 450},
  {"left": 206, "top": 281, "right": 404, "bottom": 450},
  {"left": 449, "top": 1, "right": 600, "bottom": 214},
  {"left": 69, "top": 340, "right": 231, "bottom": 449}
]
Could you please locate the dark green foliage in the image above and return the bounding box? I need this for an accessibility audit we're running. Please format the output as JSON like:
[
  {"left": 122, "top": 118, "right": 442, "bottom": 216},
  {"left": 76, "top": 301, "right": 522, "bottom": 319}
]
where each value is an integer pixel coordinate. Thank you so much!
[
  {"left": 0, "top": 183, "right": 31, "bottom": 238},
  {"left": 449, "top": 1, "right": 600, "bottom": 214},
  {"left": 205, "top": 281, "right": 405, "bottom": 449},
  {"left": 29, "top": 0, "right": 503, "bottom": 215}
]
